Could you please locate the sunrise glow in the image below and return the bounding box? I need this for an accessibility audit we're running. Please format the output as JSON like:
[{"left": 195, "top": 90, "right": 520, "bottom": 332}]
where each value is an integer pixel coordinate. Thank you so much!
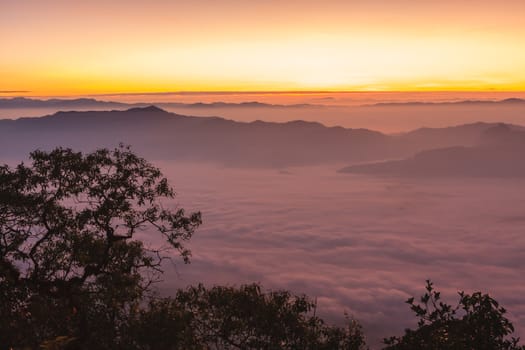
[{"left": 2, "top": 0, "right": 525, "bottom": 95}]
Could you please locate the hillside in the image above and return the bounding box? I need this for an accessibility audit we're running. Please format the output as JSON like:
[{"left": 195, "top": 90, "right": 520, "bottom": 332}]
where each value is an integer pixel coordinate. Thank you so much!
[
  {"left": 340, "top": 124, "right": 525, "bottom": 177},
  {"left": 0, "top": 106, "right": 520, "bottom": 168}
]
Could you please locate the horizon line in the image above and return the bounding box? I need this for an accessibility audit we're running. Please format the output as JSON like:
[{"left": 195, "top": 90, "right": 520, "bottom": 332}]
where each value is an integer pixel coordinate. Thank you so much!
[
  {"left": 21, "top": 90, "right": 525, "bottom": 98},
  {"left": 4, "top": 90, "right": 525, "bottom": 99},
  {"left": 92, "top": 90, "right": 525, "bottom": 96}
]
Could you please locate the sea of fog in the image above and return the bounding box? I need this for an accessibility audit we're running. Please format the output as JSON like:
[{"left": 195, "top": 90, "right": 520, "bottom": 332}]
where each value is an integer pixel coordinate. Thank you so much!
[{"left": 131, "top": 162, "right": 525, "bottom": 347}]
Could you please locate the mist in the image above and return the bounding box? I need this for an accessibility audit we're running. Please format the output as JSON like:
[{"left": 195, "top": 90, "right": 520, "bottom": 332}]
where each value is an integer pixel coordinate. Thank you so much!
[{"left": 139, "top": 162, "right": 525, "bottom": 346}]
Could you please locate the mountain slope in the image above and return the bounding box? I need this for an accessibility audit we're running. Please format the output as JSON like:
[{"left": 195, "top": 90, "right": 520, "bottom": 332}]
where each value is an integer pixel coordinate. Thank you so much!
[
  {"left": 1, "top": 107, "right": 521, "bottom": 168},
  {"left": 340, "top": 124, "right": 525, "bottom": 177},
  {"left": 0, "top": 106, "right": 388, "bottom": 166}
]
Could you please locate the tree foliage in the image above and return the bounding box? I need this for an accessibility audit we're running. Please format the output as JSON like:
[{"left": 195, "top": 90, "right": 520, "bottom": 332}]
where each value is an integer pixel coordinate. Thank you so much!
[
  {"left": 0, "top": 146, "right": 201, "bottom": 349},
  {"left": 383, "top": 280, "right": 524, "bottom": 350},
  {"left": 0, "top": 146, "right": 366, "bottom": 350},
  {"left": 127, "top": 283, "right": 367, "bottom": 350}
]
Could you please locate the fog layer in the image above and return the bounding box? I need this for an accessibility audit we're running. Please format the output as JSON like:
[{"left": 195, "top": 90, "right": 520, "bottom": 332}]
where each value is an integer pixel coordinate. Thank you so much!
[{"left": 146, "top": 163, "right": 525, "bottom": 347}]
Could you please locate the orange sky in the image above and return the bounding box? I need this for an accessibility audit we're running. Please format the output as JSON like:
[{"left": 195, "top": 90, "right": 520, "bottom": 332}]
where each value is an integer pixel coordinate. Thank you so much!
[{"left": 2, "top": 0, "right": 525, "bottom": 95}]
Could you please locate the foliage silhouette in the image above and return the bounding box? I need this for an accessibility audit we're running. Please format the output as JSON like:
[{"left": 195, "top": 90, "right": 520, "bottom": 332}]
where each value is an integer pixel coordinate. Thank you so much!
[
  {"left": 0, "top": 146, "right": 366, "bottom": 350},
  {"left": 383, "top": 280, "right": 524, "bottom": 350},
  {"left": 0, "top": 146, "right": 201, "bottom": 349},
  {"left": 127, "top": 283, "right": 367, "bottom": 350}
]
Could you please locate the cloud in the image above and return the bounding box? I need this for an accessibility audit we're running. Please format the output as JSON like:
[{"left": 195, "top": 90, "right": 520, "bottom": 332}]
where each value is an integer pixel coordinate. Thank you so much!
[{"left": 134, "top": 162, "right": 525, "bottom": 348}]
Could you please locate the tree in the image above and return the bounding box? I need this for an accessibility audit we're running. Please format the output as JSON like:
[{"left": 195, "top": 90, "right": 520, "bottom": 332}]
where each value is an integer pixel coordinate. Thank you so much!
[
  {"left": 0, "top": 146, "right": 366, "bottom": 350},
  {"left": 0, "top": 146, "right": 202, "bottom": 349},
  {"left": 383, "top": 280, "right": 524, "bottom": 350},
  {"left": 127, "top": 283, "right": 367, "bottom": 350}
]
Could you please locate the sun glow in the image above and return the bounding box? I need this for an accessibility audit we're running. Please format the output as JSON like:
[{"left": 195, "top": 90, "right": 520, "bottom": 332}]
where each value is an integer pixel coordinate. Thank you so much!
[{"left": 2, "top": 0, "right": 525, "bottom": 95}]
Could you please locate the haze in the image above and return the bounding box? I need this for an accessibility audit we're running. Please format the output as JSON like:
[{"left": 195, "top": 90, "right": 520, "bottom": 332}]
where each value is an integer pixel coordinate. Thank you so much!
[
  {"left": 3, "top": 92, "right": 525, "bottom": 133},
  {"left": 151, "top": 163, "right": 525, "bottom": 345}
]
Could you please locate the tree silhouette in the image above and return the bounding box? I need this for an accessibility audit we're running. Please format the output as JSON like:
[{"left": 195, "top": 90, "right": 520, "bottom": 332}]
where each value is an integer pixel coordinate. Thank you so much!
[
  {"left": 383, "top": 280, "right": 524, "bottom": 350},
  {"left": 127, "top": 283, "right": 367, "bottom": 350},
  {"left": 0, "top": 146, "right": 365, "bottom": 350},
  {"left": 0, "top": 146, "right": 201, "bottom": 349}
]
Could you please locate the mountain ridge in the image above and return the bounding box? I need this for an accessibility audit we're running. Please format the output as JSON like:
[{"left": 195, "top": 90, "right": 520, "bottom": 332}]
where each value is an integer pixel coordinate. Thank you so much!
[
  {"left": 0, "top": 97, "right": 319, "bottom": 110},
  {"left": 365, "top": 98, "right": 525, "bottom": 107},
  {"left": 1, "top": 106, "right": 523, "bottom": 169},
  {"left": 340, "top": 124, "right": 525, "bottom": 177}
]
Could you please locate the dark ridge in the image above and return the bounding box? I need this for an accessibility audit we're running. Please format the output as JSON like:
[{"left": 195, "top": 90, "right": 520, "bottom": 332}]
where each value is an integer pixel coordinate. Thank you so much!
[
  {"left": 483, "top": 123, "right": 511, "bottom": 135},
  {"left": 401, "top": 122, "right": 495, "bottom": 135},
  {"left": 0, "top": 97, "right": 127, "bottom": 108},
  {"left": 501, "top": 98, "right": 525, "bottom": 104},
  {"left": 364, "top": 98, "right": 525, "bottom": 107},
  {"left": 2, "top": 108, "right": 525, "bottom": 169},
  {"left": 0, "top": 97, "right": 320, "bottom": 109},
  {"left": 126, "top": 105, "right": 166, "bottom": 113},
  {"left": 155, "top": 101, "right": 319, "bottom": 108},
  {"left": 340, "top": 124, "right": 525, "bottom": 178}
]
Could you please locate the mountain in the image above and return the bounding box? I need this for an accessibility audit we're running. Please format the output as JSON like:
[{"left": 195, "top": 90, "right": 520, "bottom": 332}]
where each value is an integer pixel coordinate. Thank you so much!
[
  {"left": 0, "top": 97, "right": 128, "bottom": 109},
  {"left": 1, "top": 106, "right": 522, "bottom": 168},
  {"left": 391, "top": 122, "right": 514, "bottom": 148},
  {"left": 0, "top": 106, "right": 387, "bottom": 166},
  {"left": 340, "top": 124, "right": 525, "bottom": 177},
  {"left": 159, "top": 101, "right": 315, "bottom": 108},
  {"left": 366, "top": 98, "right": 525, "bottom": 107},
  {"left": 0, "top": 97, "right": 315, "bottom": 110}
]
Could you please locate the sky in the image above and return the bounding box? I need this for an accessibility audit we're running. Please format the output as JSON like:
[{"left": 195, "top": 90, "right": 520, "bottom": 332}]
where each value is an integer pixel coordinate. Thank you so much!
[{"left": 2, "top": 0, "right": 525, "bottom": 95}]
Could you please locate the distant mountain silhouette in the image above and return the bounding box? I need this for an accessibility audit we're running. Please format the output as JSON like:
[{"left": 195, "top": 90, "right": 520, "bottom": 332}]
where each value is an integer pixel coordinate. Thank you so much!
[
  {"left": 160, "top": 101, "right": 315, "bottom": 108},
  {"left": 1, "top": 106, "right": 522, "bottom": 168},
  {"left": 392, "top": 122, "right": 522, "bottom": 148},
  {"left": 366, "top": 98, "right": 525, "bottom": 107},
  {"left": 0, "top": 107, "right": 386, "bottom": 166},
  {"left": 126, "top": 105, "right": 166, "bottom": 113},
  {"left": 340, "top": 124, "right": 525, "bottom": 177},
  {"left": 5, "top": 96, "right": 524, "bottom": 110},
  {"left": 0, "top": 97, "right": 127, "bottom": 109},
  {"left": 0, "top": 97, "right": 316, "bottom": 110}
]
